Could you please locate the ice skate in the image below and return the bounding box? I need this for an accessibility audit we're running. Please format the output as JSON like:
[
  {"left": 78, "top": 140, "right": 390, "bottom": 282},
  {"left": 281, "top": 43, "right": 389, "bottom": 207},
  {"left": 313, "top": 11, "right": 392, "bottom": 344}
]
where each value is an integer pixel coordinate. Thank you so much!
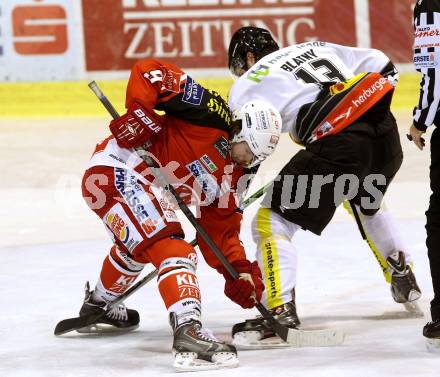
[
  {"left": 76, "top": 282, "right": 140, "bottom": 333},
  {"left": 232, "top": 292, "right": 343, "bottom": 349},
  {"left": 424, "top": 319, "right": 440, "bottom": 352},
  {"left": 386, "top": 251, "right": 423, "bottom": 316},
  {"left": 232, "top": 299, "right": 300, "bottom": 345},
  {"left": 172, "top": 319, "right": 238, "bottom": 372},
  {"left": 233, "top": 299, "right": 300, "bottom": 349}
]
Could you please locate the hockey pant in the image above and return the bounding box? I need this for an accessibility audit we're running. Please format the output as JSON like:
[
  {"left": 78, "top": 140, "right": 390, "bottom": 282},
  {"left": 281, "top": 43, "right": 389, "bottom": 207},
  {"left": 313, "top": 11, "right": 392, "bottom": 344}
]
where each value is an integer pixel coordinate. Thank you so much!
[
  {"left": 252, "top": 206, "right": 412, "bottom": 309},
  {"left": 82, "top": 165, "right": 202, "bottom": 326}
]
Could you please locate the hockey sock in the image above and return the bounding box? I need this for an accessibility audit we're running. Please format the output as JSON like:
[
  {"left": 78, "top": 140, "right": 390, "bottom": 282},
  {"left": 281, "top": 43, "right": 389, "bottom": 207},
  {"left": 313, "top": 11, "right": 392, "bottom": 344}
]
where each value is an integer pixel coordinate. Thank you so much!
[
  {"left": 158, "top": 256, "right": 201, "bottom": 327},
  {"left": 345, "top": 202, "right": 410, "bottom": 282},
  {"left": 93, "top": 246, "right": 146, "bottom": 303}
]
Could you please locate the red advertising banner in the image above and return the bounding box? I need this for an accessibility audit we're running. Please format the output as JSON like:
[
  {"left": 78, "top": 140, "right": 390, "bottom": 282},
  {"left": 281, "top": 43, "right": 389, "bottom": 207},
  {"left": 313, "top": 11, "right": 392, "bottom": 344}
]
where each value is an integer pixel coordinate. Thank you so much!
[
  {"left": 82, "top": 0, "right": 414, "bottom": 72},
  {"left": 369, "top": 0, "right": 414, "bottom": 63}
]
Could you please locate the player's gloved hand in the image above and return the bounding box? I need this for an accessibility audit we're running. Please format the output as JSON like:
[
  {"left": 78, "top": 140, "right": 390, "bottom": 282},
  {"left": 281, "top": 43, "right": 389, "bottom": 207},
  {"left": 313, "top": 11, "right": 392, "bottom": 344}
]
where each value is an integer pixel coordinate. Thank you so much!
[
  {"left": 221, "top": 260, "right": 264, "bottom": 309},
  {"left": 109, "top": 102, "right": 164, "bottom": 149}
]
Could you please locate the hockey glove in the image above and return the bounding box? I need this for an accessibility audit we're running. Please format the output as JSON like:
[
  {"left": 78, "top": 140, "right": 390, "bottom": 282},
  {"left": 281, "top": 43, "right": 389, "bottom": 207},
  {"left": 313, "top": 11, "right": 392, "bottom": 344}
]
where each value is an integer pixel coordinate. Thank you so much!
[
  {"left": 110, "top": 102, "right": 164, "bottom": 149},
  {"left": 222, "top": 260, "right": 264, "bottom": 309}
]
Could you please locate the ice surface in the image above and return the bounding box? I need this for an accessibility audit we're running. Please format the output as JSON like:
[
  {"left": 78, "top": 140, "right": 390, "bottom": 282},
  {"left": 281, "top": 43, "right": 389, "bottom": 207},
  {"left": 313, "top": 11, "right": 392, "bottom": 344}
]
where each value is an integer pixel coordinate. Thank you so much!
[{"left": 1, "top": 114, "right": 439, "bottom": 376}]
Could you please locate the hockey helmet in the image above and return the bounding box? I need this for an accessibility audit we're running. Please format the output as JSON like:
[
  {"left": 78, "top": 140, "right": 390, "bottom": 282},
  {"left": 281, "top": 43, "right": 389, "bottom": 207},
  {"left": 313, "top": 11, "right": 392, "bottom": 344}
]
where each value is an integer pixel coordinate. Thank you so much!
[
  {"left": 228, "top": 26, "right": 280, "bottom": 77},
  {"left": 232, "top": 100, "right": 282, "bottom": 167}
]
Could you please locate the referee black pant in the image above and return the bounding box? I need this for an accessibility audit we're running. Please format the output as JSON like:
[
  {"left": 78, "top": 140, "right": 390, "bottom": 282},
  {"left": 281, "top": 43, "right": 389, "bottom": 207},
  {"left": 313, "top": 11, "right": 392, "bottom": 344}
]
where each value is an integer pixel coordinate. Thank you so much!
[{"left": 426, "top": 123, "right": 440, "bottom": 321}]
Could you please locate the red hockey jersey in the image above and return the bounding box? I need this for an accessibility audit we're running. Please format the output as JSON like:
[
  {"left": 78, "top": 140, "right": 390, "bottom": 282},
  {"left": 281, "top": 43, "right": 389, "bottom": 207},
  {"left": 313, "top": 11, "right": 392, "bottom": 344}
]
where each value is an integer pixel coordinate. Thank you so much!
[{"left": 88, "top": 60, "right": 249, "bottom": 271}]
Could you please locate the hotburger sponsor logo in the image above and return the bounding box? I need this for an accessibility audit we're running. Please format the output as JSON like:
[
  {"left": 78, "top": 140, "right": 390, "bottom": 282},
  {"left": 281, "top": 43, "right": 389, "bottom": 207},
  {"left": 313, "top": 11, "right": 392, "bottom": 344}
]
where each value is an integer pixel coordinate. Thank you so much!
[{"left": 352, "top": 77, "right": 388, "bottom": 108}]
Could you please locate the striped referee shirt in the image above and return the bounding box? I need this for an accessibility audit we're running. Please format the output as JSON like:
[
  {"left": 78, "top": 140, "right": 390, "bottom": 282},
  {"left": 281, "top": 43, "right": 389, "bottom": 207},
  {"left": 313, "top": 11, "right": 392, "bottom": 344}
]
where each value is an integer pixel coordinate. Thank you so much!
[{"left": 413, "top": 0, "right": 440, "bottom": 131}]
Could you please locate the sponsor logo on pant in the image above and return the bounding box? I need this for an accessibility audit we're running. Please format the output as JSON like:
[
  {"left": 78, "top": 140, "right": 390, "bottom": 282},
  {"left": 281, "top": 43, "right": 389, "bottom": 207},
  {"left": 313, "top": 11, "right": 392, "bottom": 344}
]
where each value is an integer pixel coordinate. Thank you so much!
[
  {"left": 114, "top": 168, "right": 166, "bottom": 238},
  {"left": 103, "top": 203, "right": 143, "bottom": 252}
]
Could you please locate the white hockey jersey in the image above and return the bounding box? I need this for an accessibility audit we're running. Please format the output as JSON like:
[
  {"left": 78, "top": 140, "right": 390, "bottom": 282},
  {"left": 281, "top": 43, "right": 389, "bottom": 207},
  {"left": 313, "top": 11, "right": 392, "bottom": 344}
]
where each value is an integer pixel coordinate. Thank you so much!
[{"left": 228, "top": 41, "right": 394, "bottom": 142}]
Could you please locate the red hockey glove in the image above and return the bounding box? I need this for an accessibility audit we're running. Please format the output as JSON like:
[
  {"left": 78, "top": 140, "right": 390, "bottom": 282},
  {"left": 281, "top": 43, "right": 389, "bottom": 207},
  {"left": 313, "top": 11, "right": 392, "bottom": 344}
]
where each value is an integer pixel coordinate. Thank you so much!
[
  {"left": 109, "top": 102, "right": 164, "bottom": 149},
  {"left": 222, "top": 260, "right": 264, "bottom": 309}
]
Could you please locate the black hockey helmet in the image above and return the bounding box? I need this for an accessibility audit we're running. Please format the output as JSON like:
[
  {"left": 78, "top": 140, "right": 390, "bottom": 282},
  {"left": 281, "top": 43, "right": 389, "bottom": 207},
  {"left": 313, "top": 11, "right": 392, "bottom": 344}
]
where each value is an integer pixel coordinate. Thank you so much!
[{"left": 228, "top": 26, "right": 280, "bottom": 77}]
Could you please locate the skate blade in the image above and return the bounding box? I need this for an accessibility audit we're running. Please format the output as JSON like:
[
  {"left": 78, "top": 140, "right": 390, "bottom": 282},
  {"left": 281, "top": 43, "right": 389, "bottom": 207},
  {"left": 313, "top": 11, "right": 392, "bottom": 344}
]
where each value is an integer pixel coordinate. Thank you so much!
[
  {"left": 403, "top": 301, "right": 424, "bottom": 318},
  {"left": 233, "top": 328, "right": 344, "bottom": 350},
  {"left": 426, "top": 338, "right": 440, "bottom": 353},
  {"left": 76, "top": 323, "right": 139, "bottom": 334},
  {"left": 173, "top": 351, "right": 239, "bottom": 372}
]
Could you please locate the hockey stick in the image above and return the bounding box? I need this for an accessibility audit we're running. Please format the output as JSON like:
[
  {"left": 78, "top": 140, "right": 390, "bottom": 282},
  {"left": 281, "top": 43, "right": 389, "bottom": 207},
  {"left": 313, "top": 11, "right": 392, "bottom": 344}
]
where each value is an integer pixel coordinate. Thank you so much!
[
  {"left": 184, "top": 179, "right": 270, "bottom": 247},
  {"left": 87, "top": 81, "right": 291, "bottom": 342},
  {"left": 54, "top": 268, "right": 158, "bottom": 335},
  {"left": 187, "top": 181, "right": 272, "bottom": 247}
]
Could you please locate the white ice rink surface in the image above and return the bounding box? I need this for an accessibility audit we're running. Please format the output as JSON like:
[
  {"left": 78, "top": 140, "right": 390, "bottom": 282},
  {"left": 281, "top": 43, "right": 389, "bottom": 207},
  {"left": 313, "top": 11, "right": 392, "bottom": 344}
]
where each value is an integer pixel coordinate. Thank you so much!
[{"left": 1, "top": 114, "right": 439, "bottom": 376}]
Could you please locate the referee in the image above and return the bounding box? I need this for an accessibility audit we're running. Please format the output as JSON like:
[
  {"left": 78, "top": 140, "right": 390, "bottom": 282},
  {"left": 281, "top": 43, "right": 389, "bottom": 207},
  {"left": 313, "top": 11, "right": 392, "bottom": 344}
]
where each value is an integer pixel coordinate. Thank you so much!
[{"left": 409, "top": 0, "right": 440, "bottom": 347}]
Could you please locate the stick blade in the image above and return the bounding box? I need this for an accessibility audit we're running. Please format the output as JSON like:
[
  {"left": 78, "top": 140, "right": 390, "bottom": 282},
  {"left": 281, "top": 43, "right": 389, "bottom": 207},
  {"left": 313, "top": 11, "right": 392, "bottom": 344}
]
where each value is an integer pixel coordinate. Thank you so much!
[
  {"left": 286, "top": 327, "right": 345, "bottom": 347},
  {"left": 54, "top": 317, "right": 88, "bottom": 336},
  {"left": 54, "top": 312, "right": 103, "bottom": 336},
  {"left": 233, "top": 327, "right": 344, "bottom": 349}
]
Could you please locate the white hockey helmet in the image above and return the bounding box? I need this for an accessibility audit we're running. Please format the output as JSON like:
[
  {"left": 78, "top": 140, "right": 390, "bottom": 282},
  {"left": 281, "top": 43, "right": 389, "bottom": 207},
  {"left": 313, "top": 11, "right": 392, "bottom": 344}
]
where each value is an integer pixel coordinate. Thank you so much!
[{"left": 232, "top": 100, "right": 282, "bottom": 167}]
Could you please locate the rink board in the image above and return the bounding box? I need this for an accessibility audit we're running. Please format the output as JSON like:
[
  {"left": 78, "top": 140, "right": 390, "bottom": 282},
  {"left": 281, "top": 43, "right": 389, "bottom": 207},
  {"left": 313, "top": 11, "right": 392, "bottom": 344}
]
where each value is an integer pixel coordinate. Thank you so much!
[{"left": 0, "top": 73, "right": 421, "bottom": 118}]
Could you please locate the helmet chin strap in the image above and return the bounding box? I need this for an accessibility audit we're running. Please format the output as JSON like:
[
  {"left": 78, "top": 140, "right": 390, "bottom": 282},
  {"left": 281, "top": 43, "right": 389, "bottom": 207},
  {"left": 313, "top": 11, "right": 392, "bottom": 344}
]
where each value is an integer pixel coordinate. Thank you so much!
[
  {"left": 246, "top": 52, "right": 257, "bottom": 70},
  {"left": 245, "top": 155, "right": 263, "bottom": 169},
  {"left": 231, "top": 132, "right": 245, "bottom": 144}
]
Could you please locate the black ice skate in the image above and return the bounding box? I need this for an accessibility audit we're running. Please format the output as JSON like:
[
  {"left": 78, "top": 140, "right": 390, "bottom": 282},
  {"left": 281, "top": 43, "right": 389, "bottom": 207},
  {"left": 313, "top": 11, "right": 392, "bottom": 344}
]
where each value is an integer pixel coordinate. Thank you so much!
[
  {"left": 231, "top": 289, "right": 344, "bottom": 349},
  {"left": 386, "top": 251, "right": 423, "bottom": 316},
  {"left": 424, "top": 319, "right": 440, "bottom": 338},
  {"left": 424, "top": 319, "right": 440, "bottom": 352},
  {"left": 172, "top": 319, "right": 238, "bottom": 371},
  {"left": 232, "top": 299, "right": 300, "bottom": 348},
  {"left": 77, "top": 281, "right": 140, "bottom": 333}
]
